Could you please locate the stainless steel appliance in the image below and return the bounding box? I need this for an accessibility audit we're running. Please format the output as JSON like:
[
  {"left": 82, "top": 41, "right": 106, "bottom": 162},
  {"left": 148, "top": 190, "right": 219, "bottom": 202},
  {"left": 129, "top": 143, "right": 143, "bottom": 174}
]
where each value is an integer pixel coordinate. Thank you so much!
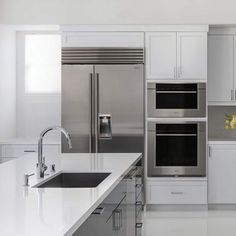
[
  {"left": 148, "top": 82, "right": 206, "bottom": 117},
  {"left": 148, "top": 120, "right": 206, "bottom": 177},
  {"left": 61, "top": 47, "right": 144, "bottom": 153}
]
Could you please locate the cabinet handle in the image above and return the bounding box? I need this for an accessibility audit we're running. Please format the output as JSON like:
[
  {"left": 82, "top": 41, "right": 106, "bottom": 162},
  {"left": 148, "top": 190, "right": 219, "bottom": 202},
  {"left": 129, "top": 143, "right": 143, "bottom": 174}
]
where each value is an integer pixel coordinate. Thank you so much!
[
  {"left": 171, "top": 191, "right": 183, "bottom": 195},
  {"left": 208, "top": 146, "right": 211, "bottom": 158},
  {"left": 92, "top": 207, "right": 105, "bottom": 215},
  {"left": 231, "top": 90, "right": 234, "bottom": 101},
  {"left": 136, "top": 223, "right": 143, "bottom": 228},
  {"left": 113, "top": 209, "right": 122, "bottom": 231},
  {"left": 24, "top": 150, "right": 36, "bottom": 153}
]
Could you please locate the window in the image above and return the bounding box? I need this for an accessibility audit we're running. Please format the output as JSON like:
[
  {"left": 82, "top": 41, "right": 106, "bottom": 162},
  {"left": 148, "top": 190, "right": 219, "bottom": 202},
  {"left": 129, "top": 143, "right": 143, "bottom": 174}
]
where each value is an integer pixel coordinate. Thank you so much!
[{"left": 25, "top": 34, "right": 61, "bottom": 93}]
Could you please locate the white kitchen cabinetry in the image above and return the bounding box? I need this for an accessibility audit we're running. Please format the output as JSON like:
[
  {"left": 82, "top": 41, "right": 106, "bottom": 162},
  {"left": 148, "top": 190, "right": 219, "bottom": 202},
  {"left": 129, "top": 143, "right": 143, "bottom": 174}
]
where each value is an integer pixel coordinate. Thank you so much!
[
  {"left": 0, "top": 144, "right": 60, "bottom": 162},
  {"left": 208, "top": 35, "right": 234, "bottom": 103},
  {"left": 177, "top": 32, "right": 207, "bottom": 80},
  {"left": 146, "top": 180, "right": 207, "bottom": 204},
  {"left": 208, "top": 144, "right": 236, "bottom": 204},
  {"left": 145, "top": 32, "right": 207, "bottom": 81},
  {"left": 62, "top": 32, "right": 144, "bottom": 48},
  {"left": 145, "top": 32, "right": 176, "bottom": 80}
]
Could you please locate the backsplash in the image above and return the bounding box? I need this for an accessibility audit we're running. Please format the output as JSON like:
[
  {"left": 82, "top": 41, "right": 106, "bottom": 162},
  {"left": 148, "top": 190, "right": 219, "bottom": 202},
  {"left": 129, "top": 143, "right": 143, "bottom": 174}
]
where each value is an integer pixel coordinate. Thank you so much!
[{"left": 208, "top": 106, "right": 236, "bottom": 140}]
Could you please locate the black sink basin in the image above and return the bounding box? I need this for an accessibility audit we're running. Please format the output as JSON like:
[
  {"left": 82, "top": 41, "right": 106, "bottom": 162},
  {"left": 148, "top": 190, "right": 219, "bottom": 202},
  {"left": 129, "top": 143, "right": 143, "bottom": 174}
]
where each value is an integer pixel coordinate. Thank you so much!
[{"left": 36, "top": 172, "right": 111, "bottom": 188}]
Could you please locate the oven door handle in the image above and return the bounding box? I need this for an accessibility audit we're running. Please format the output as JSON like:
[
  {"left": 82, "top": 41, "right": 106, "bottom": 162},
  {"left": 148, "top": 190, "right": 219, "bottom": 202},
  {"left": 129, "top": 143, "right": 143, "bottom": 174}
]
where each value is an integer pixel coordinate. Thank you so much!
[
  {"left": 156, "top": 91, "right": 197, "bottom": 94},
  {"left": 156, "top": 134, "right": 197, "bottom": 137}
]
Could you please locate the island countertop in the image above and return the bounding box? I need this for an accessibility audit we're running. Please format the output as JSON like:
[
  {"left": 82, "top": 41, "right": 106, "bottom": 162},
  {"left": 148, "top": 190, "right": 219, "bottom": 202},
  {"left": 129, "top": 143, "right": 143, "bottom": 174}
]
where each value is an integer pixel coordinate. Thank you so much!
[{"left": 0, "top": 153, "right": 142, "bottom": 236}]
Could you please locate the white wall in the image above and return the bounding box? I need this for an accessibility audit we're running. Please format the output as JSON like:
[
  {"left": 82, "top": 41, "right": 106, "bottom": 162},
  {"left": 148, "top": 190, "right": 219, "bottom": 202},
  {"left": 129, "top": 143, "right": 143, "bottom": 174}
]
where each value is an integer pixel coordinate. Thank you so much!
[
  {"left": 0, "top": 26, "right": 16, "bottom": 139},
  {"left": 1, "top": 0, "right": 236, "bottom": 24}
]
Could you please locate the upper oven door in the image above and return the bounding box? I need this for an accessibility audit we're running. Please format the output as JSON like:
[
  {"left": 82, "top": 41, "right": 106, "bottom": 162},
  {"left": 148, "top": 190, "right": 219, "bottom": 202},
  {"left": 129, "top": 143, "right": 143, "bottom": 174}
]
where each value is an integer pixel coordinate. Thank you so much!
[
  {"left": 148, "top": 83, "right": 206, "bottom": 118},
  {"left": 148, "top": 121, "right": 206, "bottom": 177}
]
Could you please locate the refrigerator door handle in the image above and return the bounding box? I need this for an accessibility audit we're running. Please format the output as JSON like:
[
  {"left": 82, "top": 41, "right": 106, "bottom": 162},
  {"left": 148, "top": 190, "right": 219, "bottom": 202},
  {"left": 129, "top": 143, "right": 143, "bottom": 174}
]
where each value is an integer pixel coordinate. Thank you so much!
[
  {"left": 95, "top": 73, "right": 99, "bottom": 152},
  {"left": 89, "top": 73, "right": 93, "bottom": 152}
]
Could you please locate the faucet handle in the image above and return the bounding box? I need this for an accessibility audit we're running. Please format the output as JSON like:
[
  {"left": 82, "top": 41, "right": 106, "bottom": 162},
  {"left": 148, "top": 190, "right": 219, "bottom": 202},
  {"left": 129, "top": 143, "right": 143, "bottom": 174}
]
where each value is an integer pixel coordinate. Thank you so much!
[
  {"left": 24, "top": 173, "right": 35, "bottom": 186},
  {"left": 50, "top": 164, "right": 56, "bottom": 172}
]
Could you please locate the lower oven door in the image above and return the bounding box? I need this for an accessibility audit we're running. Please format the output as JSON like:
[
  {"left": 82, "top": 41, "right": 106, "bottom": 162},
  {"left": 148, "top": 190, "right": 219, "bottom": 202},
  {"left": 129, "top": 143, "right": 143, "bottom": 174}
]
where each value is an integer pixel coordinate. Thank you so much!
[{"left": 148, "top": 121, "right": 206, "bottom": 177}]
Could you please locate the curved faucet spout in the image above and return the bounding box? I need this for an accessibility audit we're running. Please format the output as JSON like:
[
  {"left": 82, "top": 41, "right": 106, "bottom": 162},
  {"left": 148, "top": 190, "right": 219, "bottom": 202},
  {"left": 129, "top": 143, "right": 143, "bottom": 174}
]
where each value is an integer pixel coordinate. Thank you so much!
[{"left": 37, "top": 126, "right": 72, "bottom": 178}]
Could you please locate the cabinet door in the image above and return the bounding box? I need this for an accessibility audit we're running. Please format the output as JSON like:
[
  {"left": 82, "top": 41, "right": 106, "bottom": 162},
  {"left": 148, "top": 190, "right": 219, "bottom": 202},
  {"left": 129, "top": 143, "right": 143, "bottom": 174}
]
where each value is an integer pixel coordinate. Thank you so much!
[
  {"left": 177, "top": 32, "right": 207, "bottom": 80},
  {"left": 208, "top": 145, "right": 236, "bottom": 204},
  {"left": 145, "top": 32, "right": 176, "bottom": 80},
  {"left": 208, "top": 35, "right": 234, "bottom": 102}
]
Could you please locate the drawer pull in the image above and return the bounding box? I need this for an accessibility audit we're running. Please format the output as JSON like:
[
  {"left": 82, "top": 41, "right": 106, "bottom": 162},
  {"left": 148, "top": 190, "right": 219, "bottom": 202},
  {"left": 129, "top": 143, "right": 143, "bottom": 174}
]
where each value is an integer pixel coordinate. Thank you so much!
[
  {"left": 113, "top": 209, "right": 122, "bottom": 231},
  {"left": 171, "top": 191, "right": 184, "bottom": 195},
  {"left": 24, "top": 150, "right": 36, "bottom": 153},
  {"left": 136, "top": 223, "right": 143, "bottom": 228},
  {"left": 136, "top": 201, "right": 143, "bottom": 206},
  {"left": 92, "top": 207, "right": 105, "bottom": 215}
]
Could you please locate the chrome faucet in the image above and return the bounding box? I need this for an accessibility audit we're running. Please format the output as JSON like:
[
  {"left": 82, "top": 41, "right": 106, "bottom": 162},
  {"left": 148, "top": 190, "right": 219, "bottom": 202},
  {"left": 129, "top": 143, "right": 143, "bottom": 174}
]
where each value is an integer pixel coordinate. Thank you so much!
[{"left": 36, "top": 126, "right": 72, "bottom": 178}]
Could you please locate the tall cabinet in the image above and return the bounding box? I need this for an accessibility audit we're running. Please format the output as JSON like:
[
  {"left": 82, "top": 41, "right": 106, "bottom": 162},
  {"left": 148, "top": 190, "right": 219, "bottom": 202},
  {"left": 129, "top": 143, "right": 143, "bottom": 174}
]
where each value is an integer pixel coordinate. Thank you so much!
[
  {"left": 208, "top": 35, "right": 235, "bottom": 103},
  {"left": 145, "top": 32, "right": 207, "bottom": 80}
]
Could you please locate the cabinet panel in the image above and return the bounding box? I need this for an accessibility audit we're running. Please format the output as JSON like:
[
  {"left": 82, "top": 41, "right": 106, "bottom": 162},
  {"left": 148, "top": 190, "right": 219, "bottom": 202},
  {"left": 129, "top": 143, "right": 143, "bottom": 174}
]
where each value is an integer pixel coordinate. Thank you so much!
[
  {"left": 1, "top": 144, "right": 60, "bottom": 158},
  {"left": 145, "top": 32, "right": 176, "bottom": 80},
  {"left": 146, "top": 181, "right": 207, "bottom": 204},
  {"left": 62, "top": 32, "right": 144, "bottom": 48},
  {"left": 208, "top": 145, "right": 236, "bottom": 204},
  {"left": 208, "top": 35, "right": 234, "bottom": 102},
  {"left": 177, "top": 32, "right": 207, "bottom": 80}
]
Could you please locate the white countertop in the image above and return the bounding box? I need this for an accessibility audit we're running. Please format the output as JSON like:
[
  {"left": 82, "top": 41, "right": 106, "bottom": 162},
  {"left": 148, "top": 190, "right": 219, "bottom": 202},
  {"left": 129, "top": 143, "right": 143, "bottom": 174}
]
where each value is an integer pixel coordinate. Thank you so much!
[
  {"left": 208, "top": 139, "right": 236, "bottom": 145},
  {"left": 0, "top": 153, "right": 142, "bottom": 236}
]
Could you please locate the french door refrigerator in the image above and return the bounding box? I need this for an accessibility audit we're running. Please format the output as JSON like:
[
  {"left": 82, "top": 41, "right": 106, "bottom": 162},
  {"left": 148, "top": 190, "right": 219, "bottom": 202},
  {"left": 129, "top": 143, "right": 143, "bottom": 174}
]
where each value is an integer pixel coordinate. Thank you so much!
[{"left": 61, "top": 48, "right": 144, "bottom": 154}]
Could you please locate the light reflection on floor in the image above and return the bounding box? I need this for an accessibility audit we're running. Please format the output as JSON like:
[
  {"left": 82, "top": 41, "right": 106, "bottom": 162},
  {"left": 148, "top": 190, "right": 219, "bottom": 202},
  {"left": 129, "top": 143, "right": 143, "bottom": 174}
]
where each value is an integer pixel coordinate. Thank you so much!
[{"left": 143, "top": 210, "right": 236, "bottom": 236}]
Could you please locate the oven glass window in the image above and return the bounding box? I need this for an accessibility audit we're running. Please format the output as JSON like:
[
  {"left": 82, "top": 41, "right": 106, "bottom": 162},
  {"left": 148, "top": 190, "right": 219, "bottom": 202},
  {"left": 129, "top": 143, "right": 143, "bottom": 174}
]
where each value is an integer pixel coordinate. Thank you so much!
[
  {"left": 156, "top": 84, "right": 197, "bottom": 109},
  {"left": 155, "top": 124, "right": 198, "bottom": 166}
]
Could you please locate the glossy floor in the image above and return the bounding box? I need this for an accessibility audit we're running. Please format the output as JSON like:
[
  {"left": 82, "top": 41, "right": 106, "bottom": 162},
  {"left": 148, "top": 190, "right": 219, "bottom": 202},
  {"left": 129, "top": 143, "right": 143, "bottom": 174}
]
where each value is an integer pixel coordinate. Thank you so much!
[{"left": 143, "top": 210, "right": 236, "bottom": 236}]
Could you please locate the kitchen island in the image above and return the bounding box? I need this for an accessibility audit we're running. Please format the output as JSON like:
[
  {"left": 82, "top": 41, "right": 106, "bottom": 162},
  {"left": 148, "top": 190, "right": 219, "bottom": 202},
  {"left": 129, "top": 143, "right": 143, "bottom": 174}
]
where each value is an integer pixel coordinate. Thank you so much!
[{"left": 0, "top": 153, "right": 142, "bottom": 236}]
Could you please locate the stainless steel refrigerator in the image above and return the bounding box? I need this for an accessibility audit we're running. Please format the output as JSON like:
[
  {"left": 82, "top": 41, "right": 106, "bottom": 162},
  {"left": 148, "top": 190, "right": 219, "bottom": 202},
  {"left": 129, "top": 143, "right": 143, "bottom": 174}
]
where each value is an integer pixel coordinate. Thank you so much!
[{"left": 61, "top": 47, "right": 144, "bottom": 154}]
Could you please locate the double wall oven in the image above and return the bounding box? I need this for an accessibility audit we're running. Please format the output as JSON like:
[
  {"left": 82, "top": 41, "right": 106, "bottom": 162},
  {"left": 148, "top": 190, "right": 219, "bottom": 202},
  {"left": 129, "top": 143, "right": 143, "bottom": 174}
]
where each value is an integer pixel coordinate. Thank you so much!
[{"left": 147, "top": 82, "right": 207, "bottom": 177}]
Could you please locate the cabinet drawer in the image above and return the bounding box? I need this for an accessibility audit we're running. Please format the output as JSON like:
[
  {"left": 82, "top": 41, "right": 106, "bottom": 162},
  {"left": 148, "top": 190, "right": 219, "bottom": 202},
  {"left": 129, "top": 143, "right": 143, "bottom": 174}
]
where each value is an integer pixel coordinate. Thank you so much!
[
  {"left": 147, "top": 182, "right": 207, "bottom": 204},
  {"left": 2, "top": 144, "right": 60, "bottom": 158}
]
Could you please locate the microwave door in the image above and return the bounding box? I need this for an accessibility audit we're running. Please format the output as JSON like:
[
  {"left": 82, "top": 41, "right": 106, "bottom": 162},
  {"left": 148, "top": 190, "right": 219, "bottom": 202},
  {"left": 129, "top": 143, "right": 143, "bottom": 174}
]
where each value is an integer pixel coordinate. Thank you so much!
[
  {"left": 61, "top": 65, "right": 94, "bottom": 153},
  {"left": 95, "top": 64, "right": 144, "bottom": 153}
]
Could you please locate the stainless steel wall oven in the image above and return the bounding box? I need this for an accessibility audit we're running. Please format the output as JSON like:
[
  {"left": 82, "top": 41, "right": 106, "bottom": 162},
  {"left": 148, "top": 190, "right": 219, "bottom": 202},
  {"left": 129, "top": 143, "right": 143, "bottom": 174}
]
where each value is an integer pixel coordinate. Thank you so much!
[
  {"left": 148, "top": 83, "right": 206, "bottom": 118},
  {"left": 148, "top": 121, "right": 206, "bottom": 177}
]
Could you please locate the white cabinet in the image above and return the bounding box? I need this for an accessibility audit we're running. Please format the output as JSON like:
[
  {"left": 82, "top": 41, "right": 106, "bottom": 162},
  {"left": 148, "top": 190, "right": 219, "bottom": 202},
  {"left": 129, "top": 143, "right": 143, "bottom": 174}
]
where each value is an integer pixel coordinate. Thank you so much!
[
  {"left": 0, "top": 144, "right": 60, "bottom": 162},
  {"left": 146, "top": 180, "right": 207, "bottom": 205},
  {"left": 145, "top": 32, "right": 207, "bottom": 81},
  {"left": 208, "top": 35, "right": 235, "bottom": 103},
  {"left": 177, "top": 32, "right": 207, "bottom": 80},
  {"left": 145, "top": 32, "right": 176, "bottom": 80},
  {"left": 208, "top": 144, "right": 236, "bottom": 204},
  {"left": 62, "top": 32, "right": 144, "bottom": 48}
]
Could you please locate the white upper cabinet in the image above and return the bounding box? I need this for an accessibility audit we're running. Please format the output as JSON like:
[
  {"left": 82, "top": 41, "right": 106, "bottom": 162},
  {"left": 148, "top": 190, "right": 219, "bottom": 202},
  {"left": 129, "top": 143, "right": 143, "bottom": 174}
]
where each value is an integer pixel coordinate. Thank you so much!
[
  {"left": 145, "top": 32, "right": 176, "bottom": 80},
  {"left": 177, "top": 32, "right": 207, "bottom": 80},
  {"left": 145, "top": 32, "right": 207, "bottom": 81},
  {"left": 62, "top": 32, "right": 144, "bottom": 48},
  {"left": 208, "top": 35, "right": 234, "bottom": 103}
]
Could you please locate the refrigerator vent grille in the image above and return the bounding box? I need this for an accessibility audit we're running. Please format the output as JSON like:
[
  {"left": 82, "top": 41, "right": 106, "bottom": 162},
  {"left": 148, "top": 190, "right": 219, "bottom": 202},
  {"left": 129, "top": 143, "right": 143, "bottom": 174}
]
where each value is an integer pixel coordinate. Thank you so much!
[{"left": 62, "top": 47, "right": 144, "bottom": 64}]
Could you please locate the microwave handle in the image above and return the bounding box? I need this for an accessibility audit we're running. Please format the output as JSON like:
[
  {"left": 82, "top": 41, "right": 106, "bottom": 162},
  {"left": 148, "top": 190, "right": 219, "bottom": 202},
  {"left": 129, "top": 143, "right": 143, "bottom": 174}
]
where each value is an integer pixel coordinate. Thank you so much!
[
  {"left": 156, "top": 91, "right": 197, "bottom": 94},
  {"left": 156, "top": 134, "right": 197, "bottom": 137}
]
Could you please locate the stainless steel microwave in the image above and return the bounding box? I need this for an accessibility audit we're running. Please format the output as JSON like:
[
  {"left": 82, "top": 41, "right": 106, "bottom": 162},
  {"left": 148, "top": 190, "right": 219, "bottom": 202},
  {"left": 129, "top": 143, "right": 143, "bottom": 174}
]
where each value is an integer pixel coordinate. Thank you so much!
[
  {"left": 148, "top": 83, "right": 206, "bottom": 118},
  {"left": 148, "top": 120, "right": 206, "bottom": 177}
]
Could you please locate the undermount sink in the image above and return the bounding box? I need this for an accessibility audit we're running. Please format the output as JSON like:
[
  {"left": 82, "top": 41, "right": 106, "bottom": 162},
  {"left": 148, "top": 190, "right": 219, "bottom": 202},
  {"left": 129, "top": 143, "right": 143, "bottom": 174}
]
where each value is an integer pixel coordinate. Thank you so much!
[{"left": 35, "top": 172, "right": 111, "bottom": 188}]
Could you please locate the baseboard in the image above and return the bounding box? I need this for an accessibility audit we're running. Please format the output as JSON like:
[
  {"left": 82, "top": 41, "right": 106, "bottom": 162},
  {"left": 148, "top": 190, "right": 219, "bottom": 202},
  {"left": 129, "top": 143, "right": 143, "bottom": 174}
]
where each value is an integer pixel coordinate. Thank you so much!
[
  {"left": 146, "top": 204, "right": 208, "bottom": 211},
  {"left": 208, "top": 204, "right": 236, "bottom": 210}
]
